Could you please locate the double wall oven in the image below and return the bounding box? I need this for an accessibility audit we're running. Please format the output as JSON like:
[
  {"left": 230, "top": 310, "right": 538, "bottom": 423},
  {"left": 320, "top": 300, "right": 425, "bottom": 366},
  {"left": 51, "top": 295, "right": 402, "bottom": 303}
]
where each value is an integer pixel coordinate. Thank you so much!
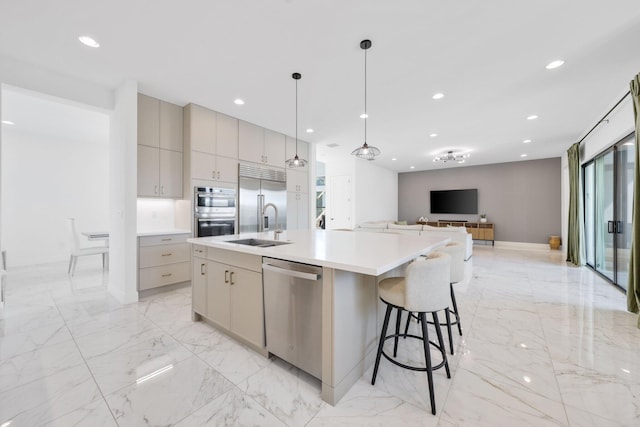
[{"left": 194, "top": 187, "right": 236, "bottom": 237}]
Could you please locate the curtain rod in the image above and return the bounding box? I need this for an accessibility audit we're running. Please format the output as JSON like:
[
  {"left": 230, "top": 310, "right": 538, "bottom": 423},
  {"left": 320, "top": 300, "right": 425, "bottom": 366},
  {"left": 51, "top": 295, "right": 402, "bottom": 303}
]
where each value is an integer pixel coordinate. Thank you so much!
[{"left": 577, "top": 90, "right": 631, "bottom": 145}]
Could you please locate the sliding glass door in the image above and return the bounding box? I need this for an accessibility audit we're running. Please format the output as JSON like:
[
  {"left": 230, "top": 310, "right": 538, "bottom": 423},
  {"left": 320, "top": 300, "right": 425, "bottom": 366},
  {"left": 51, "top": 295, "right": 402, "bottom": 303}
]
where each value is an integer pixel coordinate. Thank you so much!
[{"left": 583, "top": 133, "right": 635, "bottom": 290}]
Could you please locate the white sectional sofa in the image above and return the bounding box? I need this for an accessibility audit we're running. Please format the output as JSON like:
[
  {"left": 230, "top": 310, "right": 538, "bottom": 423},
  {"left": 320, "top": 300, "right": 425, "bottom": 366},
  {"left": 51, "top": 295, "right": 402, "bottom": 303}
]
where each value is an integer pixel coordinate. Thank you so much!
[{"left": 355, "top": 221, "right": 473, "bottom": 260}]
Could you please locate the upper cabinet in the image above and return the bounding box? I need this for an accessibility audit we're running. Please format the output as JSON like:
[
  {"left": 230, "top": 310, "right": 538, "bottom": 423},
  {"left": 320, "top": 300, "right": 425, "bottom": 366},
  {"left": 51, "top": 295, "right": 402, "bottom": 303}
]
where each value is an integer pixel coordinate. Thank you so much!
[
  {"left": 285, "top": 136, "right": 309, "bottom": 171},
  {"left": 239, "top": 121, "right": 285, "bottom": 168},
  {"left": 216, "top": 113, "right": 239, "bottom": 159},
  {"left": 137, "top": 93, "right": 184, "bottom": 198},
  {"left": 187, "top": 104, "right": 216, "bottom": 154}
]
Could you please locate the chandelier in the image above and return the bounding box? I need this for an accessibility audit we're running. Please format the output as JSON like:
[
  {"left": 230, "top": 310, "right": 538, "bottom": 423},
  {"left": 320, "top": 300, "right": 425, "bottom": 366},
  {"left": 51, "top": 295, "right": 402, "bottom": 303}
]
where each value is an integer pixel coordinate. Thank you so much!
[{"left": 433, "top": 151, "right": 470, "bottom": 164}]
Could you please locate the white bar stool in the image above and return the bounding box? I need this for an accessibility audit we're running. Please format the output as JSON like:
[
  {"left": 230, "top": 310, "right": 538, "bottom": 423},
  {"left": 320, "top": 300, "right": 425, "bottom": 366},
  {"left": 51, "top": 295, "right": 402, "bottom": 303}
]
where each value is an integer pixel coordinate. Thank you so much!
[{"left": 371, "top": 251, "right": 452, "bottom": 415}]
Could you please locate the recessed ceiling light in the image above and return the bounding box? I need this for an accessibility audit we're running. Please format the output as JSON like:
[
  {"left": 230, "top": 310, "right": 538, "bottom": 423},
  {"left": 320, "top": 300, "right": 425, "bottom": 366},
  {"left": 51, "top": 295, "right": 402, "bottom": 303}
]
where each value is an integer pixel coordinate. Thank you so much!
[
  {"left": 527, "top": 115, "right": 538, "bottom": 120},
  {"left": 621, "top": 368, "right": 631, "bottom": 374},
  {"left": 360, "top": 113, "right": 368, "bottom": 119},
  {"left": 410, "top": 166, "right": 415, "bottom": 169},
  {"left": 520, "top": 343, "right": 527, "bottom": 348},
  {"left": 545, "top": 60, "right": 565, "bottom": 70},
  {"left": 523, "top": 139, "right": 531, "bottom": 143},
  {"left": 392, "top": 158, "right": 397, "bottom": 161},
  {"left": 234, "top": 99, "right": 245, "bottom": 105},
  {"left": 429, "top": 133, "right": 438, "bottom": 138},
  {"left": 432, "top": 93, "right": 444, "bottom": 100},
  {"left": 521, "top": 154, "right": 528, "bottom": 158},
  {"left": 306, "top": 128, "right": 314, "bottom": 133},
  {"left": 78, "top": 35, "right": 100, "bottom": 48},
  {"left": 523, "top": 376, "right": 532, "bottom": 383},
  {"left": 1, "top": 120, "right": 14, "bottom": 125}
]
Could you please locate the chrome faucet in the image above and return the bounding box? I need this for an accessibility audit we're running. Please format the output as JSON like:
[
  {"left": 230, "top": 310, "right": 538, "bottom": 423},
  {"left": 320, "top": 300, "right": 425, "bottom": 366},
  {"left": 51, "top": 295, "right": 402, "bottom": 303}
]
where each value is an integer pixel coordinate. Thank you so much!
[{"left": 262, "top": 203, "right": 280, "bottom": 240}]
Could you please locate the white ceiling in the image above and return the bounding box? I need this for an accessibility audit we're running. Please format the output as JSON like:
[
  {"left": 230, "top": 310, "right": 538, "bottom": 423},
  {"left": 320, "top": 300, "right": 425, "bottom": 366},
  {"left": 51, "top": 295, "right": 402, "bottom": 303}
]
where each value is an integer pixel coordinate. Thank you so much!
[{"left": 1, "top": 0, "right": 639, "bottom": 172}]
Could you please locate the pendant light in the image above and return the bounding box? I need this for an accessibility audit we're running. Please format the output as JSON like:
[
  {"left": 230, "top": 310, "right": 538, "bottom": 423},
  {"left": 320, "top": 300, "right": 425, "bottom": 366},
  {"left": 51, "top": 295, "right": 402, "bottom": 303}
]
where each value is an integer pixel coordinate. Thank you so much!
[
  {"left": 286, "top": 72, "right": 308, "bottom": 168},
  {"left": 351, "top": 39, "right": 380, "bottom": 161}
]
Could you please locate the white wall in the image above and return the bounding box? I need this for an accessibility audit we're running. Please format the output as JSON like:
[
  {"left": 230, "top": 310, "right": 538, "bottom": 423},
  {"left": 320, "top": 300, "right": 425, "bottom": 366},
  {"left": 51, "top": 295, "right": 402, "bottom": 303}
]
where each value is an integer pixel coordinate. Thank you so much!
[
  {"left": 354, "top": 160, "right": 398, "bottom": 224},
  {"left": 1, "top": 123, "right": 109, "bottom": 266},
  {"left": 322, "top": 150, "right": 398, "bottom": 228}
]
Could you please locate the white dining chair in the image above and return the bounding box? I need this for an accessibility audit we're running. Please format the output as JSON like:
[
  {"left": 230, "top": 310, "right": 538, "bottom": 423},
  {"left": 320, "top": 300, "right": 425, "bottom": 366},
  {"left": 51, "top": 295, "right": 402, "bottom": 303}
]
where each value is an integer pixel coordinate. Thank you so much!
[{"left": 67, "top": 218, "right": 108, "bottom": 276}]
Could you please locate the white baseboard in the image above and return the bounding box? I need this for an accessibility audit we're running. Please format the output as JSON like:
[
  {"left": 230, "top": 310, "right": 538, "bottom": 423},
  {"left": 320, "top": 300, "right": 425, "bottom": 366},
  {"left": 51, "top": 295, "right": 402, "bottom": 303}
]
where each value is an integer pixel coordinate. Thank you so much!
[{"left": 492, "top": 241, "right": 560, "bottom": 251}]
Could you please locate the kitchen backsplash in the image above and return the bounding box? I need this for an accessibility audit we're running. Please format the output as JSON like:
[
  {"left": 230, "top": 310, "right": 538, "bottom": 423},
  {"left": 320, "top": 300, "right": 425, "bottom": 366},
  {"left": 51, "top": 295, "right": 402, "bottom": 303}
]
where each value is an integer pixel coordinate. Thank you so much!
[{"left": 137, "top": 198, "right": 176, "bottom": 231}]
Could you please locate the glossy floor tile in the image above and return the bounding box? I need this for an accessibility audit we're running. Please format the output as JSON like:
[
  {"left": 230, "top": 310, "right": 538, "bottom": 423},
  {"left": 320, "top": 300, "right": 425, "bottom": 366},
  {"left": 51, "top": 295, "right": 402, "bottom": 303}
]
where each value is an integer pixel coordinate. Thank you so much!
[{"left": 0, "top": 245, "right": 638, "bottom": 426}]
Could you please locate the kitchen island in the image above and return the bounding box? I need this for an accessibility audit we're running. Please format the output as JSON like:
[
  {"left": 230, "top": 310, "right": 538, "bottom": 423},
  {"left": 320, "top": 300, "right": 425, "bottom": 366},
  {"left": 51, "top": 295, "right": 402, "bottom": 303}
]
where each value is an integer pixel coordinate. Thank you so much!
[{"left": 188, "top": 229, "right": 449, "bottom": 405}]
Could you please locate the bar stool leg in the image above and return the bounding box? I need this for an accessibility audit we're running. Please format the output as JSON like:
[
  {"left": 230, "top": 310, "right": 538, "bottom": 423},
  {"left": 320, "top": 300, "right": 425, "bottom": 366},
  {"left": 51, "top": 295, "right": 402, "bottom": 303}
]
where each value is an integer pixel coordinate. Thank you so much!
[
  {"left": 433, "top": 312, "right": 451, "bottom": 378},
  {"left": 450, "top": 284, "right": 462, "bottom": 336},
  {"left": 444, "top": 308, "right": 454, "bottom": 355},
  {"left": 372, "top": 304, "right": 393, "bottom": 385},
  {"left": 393, "top": 307, "right": 402, "bottom": 357},
  {"left": 419, "top": 312, "right": 436, "bottom": 415}
]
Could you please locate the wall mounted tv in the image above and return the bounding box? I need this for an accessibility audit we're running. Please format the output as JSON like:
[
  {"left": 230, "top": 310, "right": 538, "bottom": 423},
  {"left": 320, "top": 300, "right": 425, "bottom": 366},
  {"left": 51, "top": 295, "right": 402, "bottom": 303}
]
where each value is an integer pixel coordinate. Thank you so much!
[{"left": 430, "top": 189, "right": 478, "bottom": 214}]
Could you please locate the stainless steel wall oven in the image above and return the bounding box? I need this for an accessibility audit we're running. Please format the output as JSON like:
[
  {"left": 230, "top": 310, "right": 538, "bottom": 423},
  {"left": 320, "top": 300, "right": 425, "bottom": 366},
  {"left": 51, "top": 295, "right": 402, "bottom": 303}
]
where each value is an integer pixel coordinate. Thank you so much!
[{"left": 194, "top": 187, "right": 236, "bottom": 237}]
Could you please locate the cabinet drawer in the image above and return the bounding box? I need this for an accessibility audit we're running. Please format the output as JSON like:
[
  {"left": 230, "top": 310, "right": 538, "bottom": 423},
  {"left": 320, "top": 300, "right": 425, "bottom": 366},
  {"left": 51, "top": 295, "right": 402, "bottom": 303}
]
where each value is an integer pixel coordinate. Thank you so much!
[
  {"left": 139, "top": 233, "right": 190, "bottom": 247},
  {"left": 193, "top": 244, "right": 207, "bottom": 257},
  {"left": 139, "top": 243, "right": 190, "bottom": 268},
  {"left": 139, "top": 261, "right": 191, "bottom": 290}
]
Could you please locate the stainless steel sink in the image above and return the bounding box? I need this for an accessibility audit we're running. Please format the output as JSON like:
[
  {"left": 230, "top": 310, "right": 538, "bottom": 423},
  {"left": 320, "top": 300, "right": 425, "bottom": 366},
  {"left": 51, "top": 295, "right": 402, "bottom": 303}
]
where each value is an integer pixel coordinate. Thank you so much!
[{"left": 226, "top": 238, "right": 291, "bottom": 248}]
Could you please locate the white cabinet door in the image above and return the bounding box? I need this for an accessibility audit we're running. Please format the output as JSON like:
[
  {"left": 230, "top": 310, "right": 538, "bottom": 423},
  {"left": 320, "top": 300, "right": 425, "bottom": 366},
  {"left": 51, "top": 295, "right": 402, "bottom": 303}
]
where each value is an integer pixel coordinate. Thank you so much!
[
  {"left": 297, "top": 192, "right": 310, "bottom": 229},
  {"left": 215, "top": 156, "right": 238, "bottom": 184},
  {"left": 138, "top": 94, "right": 159, "bottom": 148},
  {"left": 230, "top": 267, "right": 264, "bottom": 347},
  {"left": 207, "top": 261, "right": 231, "bottom": 329},
  {"left": 159, "top": 149, "right": 183, "bottom": 198},
  {"left": 238, "top": 121, "right": 264, "bottom": 164},
  {"left": 264, "top": 129, "right": 285, "bottom": 168},
  {"left": 216, "top": 113, "right": 238, "bottom": 158},
  {"left": 192, "top": 257, "right": 207, "bottom": 316},
  {"left": 286, "top": 169, "right": 308, "bottom": 193},
  {"left": 286, "top": 136, "right": 309, "bottom": 170},
  {"left": 160, "top": 101, "right": 183, "bottom": 152},
  {"left": 138, "top": 145, "right": 159, "bottom": 197},
  {"left": 191, "top": 151, "right": 216, "bottom": 181},
  {"left": 188, "top": 104, "right": 216, "bottom": 154}
]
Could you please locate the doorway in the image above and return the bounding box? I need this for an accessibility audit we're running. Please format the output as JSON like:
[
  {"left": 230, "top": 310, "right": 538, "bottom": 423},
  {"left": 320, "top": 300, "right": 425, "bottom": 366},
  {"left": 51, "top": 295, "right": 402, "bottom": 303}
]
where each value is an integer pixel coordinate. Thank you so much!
[{"left": 583, "top": 133, "right": 635, "bottom": 290}]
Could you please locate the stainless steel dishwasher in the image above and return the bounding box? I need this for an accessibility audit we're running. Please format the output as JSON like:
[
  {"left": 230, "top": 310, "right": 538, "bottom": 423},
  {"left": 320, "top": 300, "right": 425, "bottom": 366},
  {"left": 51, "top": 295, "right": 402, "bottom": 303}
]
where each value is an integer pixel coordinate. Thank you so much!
[{"left": 262, "top": 257, "right": 323, "bottom": 379}]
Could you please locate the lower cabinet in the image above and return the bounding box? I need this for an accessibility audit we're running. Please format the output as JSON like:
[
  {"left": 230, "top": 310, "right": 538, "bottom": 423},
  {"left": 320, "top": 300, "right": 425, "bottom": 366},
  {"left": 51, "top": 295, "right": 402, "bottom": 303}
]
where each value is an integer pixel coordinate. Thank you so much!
[
  {"left": 138, "top": 233, "right": 191, "bottom": 291},
  {"left": 192, "top": 247, "right": 265, "bottom": 350}
]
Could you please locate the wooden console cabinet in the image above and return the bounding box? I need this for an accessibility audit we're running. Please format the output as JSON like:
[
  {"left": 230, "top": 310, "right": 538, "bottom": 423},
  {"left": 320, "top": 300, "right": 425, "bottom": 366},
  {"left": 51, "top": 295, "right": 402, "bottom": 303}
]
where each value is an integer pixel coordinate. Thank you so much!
[{"left": 421, "top": 221, "right": 495, "bottom": 245}]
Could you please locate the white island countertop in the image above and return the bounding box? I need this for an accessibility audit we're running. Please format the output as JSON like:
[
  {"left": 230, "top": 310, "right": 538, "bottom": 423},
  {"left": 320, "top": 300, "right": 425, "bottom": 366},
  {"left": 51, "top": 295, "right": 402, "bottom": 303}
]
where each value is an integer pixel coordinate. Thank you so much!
[{"left": 188, "top": 229, "right": 449, "bottom": 276}]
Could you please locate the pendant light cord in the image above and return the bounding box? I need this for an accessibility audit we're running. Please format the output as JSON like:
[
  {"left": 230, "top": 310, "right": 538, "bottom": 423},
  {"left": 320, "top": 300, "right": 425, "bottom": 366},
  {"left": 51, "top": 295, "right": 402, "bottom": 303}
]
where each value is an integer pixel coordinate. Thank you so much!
[
  {"left": 364, "top": 44, "right": 367, "bottom": 145},
  {"left": 295, "top": 75, "right": 298, "bottom": 154}
]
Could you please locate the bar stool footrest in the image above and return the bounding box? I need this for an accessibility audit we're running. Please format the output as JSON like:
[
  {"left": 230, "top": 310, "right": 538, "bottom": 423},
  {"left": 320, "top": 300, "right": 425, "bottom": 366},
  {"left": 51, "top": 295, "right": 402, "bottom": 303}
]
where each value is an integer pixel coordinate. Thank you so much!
[{"left": 380, "top": 333, "right": 447, "bottom": 372}]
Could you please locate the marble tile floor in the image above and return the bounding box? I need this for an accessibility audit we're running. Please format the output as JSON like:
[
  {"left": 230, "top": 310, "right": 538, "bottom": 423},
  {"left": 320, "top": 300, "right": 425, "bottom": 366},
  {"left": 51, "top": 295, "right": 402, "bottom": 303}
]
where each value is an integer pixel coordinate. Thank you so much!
[{"left": 1, "top": 246, "right": 639, "bottom": 426}]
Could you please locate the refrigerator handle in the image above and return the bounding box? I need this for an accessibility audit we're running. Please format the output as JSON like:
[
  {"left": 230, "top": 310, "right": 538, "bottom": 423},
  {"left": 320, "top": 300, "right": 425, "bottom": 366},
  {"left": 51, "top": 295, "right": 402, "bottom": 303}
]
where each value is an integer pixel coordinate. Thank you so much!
[{"left": 257, "top": 194, "right": 265, "bottom": 232}]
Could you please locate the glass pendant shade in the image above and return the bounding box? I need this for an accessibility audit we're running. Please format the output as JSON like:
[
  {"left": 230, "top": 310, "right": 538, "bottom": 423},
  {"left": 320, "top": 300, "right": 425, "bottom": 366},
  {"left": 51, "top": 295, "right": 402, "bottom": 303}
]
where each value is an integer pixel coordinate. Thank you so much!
[
  {"left": 286, "top": 72, "right": 308, "bottom": 168},
  {"left": 352, "top": 39, "right": 380, "bottom": 160}
]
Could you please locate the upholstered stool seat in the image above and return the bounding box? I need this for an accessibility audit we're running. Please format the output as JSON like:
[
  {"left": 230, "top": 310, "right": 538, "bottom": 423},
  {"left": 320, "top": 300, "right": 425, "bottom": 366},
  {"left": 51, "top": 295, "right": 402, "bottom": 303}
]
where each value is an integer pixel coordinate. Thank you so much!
[
  {"left": 405, "top": 241, "right": 465, "bottom": 355},
  {"left": 372, "top": 251, "right": 452, "bottom": 415}
]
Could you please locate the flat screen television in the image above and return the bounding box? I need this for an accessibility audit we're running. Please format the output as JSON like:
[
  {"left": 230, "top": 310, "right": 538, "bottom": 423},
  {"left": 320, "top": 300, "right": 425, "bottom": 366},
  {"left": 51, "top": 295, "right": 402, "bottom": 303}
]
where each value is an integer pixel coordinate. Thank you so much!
[{"left": 430, "top": 189, "right": 478, "bottom": 214}]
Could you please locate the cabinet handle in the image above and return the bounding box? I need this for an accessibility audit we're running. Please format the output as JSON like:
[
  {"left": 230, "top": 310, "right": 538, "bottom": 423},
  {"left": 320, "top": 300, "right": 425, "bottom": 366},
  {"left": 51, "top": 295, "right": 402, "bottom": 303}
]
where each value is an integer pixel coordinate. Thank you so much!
[
  {"left": 154, "top": 185, "right": 158, "bottom": 195},
  {"left": 161, "top": 185, "right": 165, "bottom": 194},
  {"left": 162, "top": 273, "right": 172, "bottom": 278},
  {"left": 224, "top": 270, "right": 230, "bottom": 283},
  {"left": 212, "top": 170, "right": 216, "bottom": 179},
  {"left": 200, "top": 263, "right": 206, "bottom": 275},
  {"left": 161, "top": 253, "right": 172, "bottom": 257},
  {"left": 161, "top": 238, "right": 172, "bottom": 241},
  {"left": 217, "top": 171, "right": 220, "bottom": 179},
  {"left": 230, "top": 271, "right": 235, "bottom": 285}
]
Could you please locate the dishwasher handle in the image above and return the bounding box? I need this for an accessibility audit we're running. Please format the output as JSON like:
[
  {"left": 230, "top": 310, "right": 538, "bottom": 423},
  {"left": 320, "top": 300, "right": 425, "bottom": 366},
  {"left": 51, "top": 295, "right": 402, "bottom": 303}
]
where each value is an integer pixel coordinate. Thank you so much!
[{"left": 262, "top": 263, "right": 321, "bottom": 281}]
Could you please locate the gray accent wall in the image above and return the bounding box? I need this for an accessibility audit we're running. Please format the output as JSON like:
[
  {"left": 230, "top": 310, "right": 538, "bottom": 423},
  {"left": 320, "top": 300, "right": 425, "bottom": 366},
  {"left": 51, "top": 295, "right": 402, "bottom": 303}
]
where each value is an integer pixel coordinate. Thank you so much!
[{"left": 398, "top": 158, "right": 561, "bottom": 244}]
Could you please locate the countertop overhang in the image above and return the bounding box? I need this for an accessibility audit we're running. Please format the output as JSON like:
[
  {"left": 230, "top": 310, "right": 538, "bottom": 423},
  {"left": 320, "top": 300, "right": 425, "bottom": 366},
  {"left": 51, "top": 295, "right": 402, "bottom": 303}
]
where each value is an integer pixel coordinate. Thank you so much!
[{"left": 188, "top": 229, "right": 450, "bottom": 276}]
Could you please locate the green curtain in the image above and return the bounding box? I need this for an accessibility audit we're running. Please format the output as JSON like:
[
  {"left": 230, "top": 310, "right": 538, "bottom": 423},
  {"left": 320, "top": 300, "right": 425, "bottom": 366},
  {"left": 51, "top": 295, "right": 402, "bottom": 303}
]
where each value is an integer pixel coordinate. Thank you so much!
[
  {"left": 566, "top": 142, "right": 581, "bottom": 265},
  {"left": 627, "top": 73, "right": 640, "bottom": 327}
]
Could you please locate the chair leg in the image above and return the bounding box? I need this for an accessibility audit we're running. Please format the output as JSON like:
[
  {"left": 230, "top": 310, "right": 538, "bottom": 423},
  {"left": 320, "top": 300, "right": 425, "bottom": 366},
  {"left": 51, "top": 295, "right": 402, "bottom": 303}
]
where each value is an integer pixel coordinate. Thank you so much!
[
  {"left": 450, "top": 283, "right": 462, "bottom": 336},
  {"left": 433, "top": 311, "right": 451, "bottom": 378},
  {"left": 68, "top": 256, "right": 73, "bottom": 274},
  {"left": 445, "top": 308, "right": 454, "bottom": 355},
  {"left": 419, "top": 312, "right": 436, "bottom": 415},
  {"left": 372, "top": 304, "right": 393, "bottom": 385},
  {"left": 393, "top": 308, "right": 402, "bottom": 357},
  {"left": 102, "top": 253, "right": 106, "bottom": 270},
  {"left": 69, "top": 256, "right": 78, "bottom": 276}
]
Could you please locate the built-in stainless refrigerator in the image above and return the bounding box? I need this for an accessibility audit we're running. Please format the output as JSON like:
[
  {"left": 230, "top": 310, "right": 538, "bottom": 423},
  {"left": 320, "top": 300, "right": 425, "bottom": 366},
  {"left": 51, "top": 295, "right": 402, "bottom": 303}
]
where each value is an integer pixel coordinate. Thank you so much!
[{"left": 238, "top": 164, "right": 287, "bottom": 233}]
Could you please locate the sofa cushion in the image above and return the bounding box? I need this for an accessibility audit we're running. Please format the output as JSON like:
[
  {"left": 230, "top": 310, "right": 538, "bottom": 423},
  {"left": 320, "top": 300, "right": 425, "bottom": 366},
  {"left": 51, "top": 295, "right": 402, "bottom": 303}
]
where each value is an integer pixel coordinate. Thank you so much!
[{"left": 388, "top": 223, "right": 422, "bottom": 231}]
